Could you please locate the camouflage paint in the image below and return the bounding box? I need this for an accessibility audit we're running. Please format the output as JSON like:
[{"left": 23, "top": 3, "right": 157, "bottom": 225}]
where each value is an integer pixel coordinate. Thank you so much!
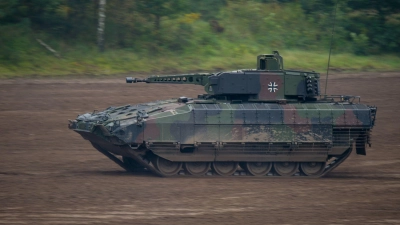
[{"left": 106, "top": 101, "right": 373, "bottom": 146}]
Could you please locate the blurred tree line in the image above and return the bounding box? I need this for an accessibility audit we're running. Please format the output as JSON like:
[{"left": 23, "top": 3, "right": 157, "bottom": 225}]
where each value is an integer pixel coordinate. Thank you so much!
[{"left": 0, "top": 0, "right": 399, "bottom": 63}]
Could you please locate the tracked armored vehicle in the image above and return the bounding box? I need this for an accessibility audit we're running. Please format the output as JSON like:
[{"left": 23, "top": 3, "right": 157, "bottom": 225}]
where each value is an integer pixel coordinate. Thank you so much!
[{"left": 68, "top": 51, "right": 377, "bottom": 177}]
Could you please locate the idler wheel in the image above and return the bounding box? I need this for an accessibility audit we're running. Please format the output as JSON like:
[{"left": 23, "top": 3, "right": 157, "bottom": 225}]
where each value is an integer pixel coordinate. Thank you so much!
[
  {"left": 273, "top": 162, "right": 299, "bottom": 177},
  {"left": 244, "top": 162, "right": 272, "bottom": 176},
  {"left": 299, "top": 162, "right": 326, "bottom": 177},
  {"left": 154, "top": 156, "right": 182, "bottom": 176},
  {"left": 184, "top": 162, "right": 210, "bottom": 176},
  {"left": 212, "top": 162, "right": 238, "bottom": 176}
]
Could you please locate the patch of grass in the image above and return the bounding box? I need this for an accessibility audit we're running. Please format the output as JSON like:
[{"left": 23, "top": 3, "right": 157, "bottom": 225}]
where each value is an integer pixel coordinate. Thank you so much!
[{"left": 0, "top": 47, "right": 399, "bottom": 78}]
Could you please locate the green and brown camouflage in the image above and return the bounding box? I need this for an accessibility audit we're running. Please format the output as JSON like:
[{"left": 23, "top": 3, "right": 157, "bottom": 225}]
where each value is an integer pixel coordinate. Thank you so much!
[{"left": 69, "top": 51, "right": 377, "bottom": 177}]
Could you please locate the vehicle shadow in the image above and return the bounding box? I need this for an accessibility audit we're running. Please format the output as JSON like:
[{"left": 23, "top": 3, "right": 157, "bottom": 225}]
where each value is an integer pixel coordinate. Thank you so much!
[
  {"left": 323, "top": 171, "right": 400, "bottom": 181},
  {"left": 66, "top": 169, "right": 400, "bottom": 181}
]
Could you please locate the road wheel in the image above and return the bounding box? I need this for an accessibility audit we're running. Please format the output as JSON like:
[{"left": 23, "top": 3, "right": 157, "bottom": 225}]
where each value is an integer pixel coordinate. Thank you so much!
[
  {"left": 184, "top": 162, "right": 210, "bottom": 176},
  {"left": 244, "top": 162, "right": 272, "bottom": 176},
  {"left": 299, "top": 162, "right": 325, "bottom": 177},
  {"left": 212, "top": 162, "right": 238, "bottom": 176},
  {"left": 154, "top": 156, "right": 182, "bottom": 176},
  {"left": 273, "top": 162, "right": 299, "bottom": 177}
]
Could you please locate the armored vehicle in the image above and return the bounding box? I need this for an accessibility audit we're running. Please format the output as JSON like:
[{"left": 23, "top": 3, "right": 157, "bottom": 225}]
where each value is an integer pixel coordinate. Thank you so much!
[{"left": 68, "top": 51, "right": 377, "bottom": 177}]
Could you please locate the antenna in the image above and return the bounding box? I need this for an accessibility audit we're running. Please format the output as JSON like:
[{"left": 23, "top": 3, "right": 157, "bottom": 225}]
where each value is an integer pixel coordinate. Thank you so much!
[{"left": 324, "top": 0, "right": 339, "bottom": 95}]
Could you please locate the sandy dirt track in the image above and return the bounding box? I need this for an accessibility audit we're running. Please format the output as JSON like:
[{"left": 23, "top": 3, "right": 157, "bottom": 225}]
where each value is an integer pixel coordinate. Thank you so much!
[{"left": 0, "top": 73, "right": 399, "bottom": 224}]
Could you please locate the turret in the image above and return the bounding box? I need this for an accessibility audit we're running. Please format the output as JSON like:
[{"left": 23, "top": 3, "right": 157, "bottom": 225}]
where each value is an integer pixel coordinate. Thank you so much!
[{"left": 126, "top": 51, "right": 320, "bottom": 103}]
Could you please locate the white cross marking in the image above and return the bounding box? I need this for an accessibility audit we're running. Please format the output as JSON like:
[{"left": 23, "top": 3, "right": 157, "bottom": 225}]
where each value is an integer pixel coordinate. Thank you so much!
[{"left": 268, "top": 82, "right": 278, "bottom": 92}]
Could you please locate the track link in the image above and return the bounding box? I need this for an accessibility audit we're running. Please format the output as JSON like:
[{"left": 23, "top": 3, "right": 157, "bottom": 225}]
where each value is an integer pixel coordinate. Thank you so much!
[{"left": 103, "top": 145, "right": 353, "bottom": 178}]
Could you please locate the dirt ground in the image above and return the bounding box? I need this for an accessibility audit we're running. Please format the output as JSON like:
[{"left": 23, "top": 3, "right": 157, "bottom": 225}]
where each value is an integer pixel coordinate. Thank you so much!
[{"left": 0, "top": 72, "right": 399, "bottom": 224}]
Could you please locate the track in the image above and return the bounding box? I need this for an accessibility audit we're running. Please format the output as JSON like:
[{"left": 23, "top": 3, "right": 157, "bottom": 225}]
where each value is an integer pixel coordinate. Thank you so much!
[{"left": 99, "top": 145, "right": 353, "bottom": 178}]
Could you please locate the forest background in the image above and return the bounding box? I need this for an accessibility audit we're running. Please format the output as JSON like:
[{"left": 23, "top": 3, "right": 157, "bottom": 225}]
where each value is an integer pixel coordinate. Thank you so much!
[{"left": 0, "top": 0, "right": 399, "bottom": 77}]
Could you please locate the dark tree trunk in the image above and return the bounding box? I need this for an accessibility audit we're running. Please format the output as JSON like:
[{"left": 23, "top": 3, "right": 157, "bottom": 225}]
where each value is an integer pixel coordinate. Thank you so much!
[{"left": 97, "top": 0, "right": 106, "bottom": 52}]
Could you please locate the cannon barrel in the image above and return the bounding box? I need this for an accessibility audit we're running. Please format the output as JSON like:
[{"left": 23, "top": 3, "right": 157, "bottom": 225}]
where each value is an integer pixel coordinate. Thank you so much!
[
  {"left": 126, "top": 77, "right": 147, "bottom": 83},
  {"left": 126, "top": 73, "right": 213, "bottom": 86}
]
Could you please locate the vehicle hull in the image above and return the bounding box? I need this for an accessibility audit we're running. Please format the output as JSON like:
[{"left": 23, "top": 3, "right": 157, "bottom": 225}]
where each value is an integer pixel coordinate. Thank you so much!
[{"left": 69, "top": 100, "right": 376, "bottom": 177}]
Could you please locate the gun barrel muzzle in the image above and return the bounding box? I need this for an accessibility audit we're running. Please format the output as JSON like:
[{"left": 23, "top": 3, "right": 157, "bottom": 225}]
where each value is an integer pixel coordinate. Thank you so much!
[{"left": 126, "top": 77, "right": 135, "bottom": 83}]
